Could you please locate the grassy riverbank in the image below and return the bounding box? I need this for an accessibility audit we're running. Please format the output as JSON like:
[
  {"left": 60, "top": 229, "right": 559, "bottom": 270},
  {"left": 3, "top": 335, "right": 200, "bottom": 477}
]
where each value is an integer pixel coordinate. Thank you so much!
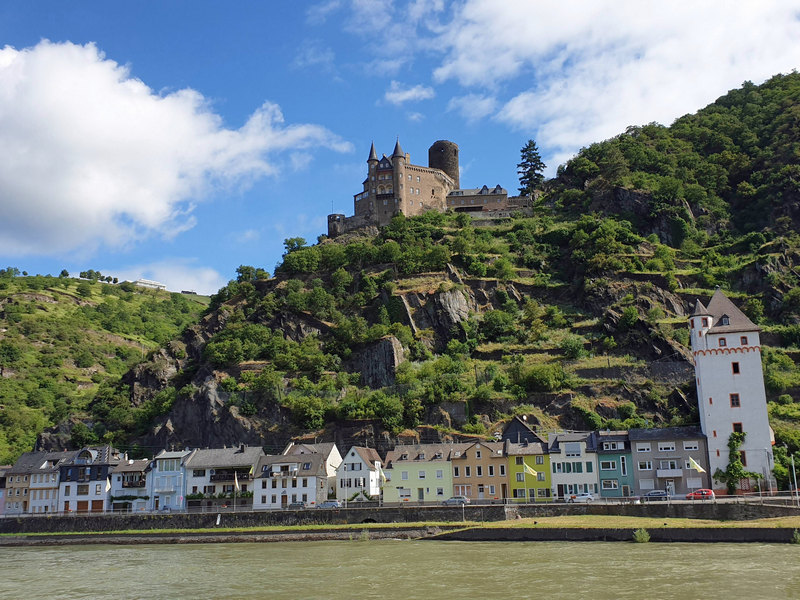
[{"left": 4, "top": 514, "right": 800, "bottom": 538}]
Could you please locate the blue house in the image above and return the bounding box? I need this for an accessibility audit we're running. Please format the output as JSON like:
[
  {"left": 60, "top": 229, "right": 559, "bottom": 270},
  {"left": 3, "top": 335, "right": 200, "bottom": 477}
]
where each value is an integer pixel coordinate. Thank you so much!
[{"left": 595, "top": 431, "right": 634, "bottom": 498}]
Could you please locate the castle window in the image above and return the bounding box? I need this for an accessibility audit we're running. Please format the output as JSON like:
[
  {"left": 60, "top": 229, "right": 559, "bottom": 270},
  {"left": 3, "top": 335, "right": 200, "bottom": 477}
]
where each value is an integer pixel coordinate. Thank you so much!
[
  {"left": 739, "top": 451, "right": 747, "bottom": 466},
  {"left": 690, "top": 319, "right": 694, "bottom": 329},
  {"left": 719, "top": 337, "right": 727, "bottom": 347},
  {"left": 408, "top": 175, "right": 412, "bottom": 180},
  {"left": 416, "top": 176, "right": 420, "bottom": 182},
  {"left": 709, "top": 397, "right": 713, "bottom": 405},
  {"left": 701, "top": 318, "right": 709, "bottom": 327},
  {"left": 733, "top": 423, "right": 743, "bottom": 433},
  {"left": 732, "top": 362, "right": 740, "bottom": 374},
  {"left": 730, "top": 393, "right": 741, "bottom": 407},
  {"left": 740, "top": 336, "right": 748, "bottom": 345}
]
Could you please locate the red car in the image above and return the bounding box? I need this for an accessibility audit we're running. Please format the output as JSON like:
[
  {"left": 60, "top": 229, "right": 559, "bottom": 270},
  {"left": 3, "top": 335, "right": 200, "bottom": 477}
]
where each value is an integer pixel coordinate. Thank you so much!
[{"left": 686, "top": 489, "right": 715, "bottom": 500}]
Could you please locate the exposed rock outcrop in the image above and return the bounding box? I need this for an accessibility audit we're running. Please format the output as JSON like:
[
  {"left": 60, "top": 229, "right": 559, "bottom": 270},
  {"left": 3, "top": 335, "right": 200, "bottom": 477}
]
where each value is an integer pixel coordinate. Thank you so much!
[{"left": 353, "top": 335, "right": 405, "bottom": 388}]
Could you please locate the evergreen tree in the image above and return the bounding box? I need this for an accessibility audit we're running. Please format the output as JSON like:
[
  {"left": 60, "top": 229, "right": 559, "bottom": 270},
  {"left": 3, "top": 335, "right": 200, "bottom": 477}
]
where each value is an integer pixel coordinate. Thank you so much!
[{"left": 517, "top": 139, "right": 546, "bottom": 196}]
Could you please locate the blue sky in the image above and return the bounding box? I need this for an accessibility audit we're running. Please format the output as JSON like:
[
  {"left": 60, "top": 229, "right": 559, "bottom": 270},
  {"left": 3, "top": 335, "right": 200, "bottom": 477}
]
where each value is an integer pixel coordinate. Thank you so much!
[{"left": 1, "top": 1, "right": 799, "bottom": 294}]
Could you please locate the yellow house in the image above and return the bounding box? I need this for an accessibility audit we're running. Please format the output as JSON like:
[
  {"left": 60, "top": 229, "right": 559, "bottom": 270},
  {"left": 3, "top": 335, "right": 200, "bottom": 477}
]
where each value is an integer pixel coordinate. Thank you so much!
[{"left": 506, "top": 440, "right": 552, "bottom": 502}]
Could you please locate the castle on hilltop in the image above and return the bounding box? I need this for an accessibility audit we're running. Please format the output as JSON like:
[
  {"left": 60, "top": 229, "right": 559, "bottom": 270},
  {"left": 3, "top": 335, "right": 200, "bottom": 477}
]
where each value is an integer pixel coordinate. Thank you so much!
[{"left": 327, "top": 139, "right": 531, "bottom": 237}]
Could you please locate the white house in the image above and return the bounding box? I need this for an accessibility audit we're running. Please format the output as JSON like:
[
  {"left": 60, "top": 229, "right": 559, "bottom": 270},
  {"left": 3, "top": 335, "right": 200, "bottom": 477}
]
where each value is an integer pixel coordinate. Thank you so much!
[
  {"left": 184, "top": 444, "right": 264, "bottom": 512},
  {"left": 547, "top": 432, "right": 599, "bottom": 500},
  {"left": 110, "top": 459, "right": 151, "bottom": 513},
  {"left": 252, "top": 442, "right": 341, "bottom": 509},
  {"left": 149, "top": 449, "right": 194, "bottom": 511},
  {"left": 690, "top": 289, "right": 775, "bottom": 492},
  {"left": 58, "top": 446, "right": 123, "bottom": 513},
  {"left": 336, "top": 446, "right": 383, "bottom": 502}
]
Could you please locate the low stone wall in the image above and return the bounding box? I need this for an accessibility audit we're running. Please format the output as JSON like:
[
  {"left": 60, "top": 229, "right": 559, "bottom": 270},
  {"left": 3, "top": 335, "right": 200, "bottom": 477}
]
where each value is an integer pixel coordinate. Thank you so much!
[
  {"left": 0, "top": 502, "right": 795, "bottom": 535},
  {"left": 432, "top": 527, "right": 798, "bottom": 543}
]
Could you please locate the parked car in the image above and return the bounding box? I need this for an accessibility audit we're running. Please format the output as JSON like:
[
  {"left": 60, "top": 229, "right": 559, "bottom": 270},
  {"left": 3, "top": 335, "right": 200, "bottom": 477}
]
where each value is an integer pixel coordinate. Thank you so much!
[
  {"left": 686, "top": 489, "right": 715, "bottom": 500},
  {"left": 641, "top": 490, "right": 670, "bottom": 502},
  {"left": 287, "top": 501, "right": 307, "bottom": 509},
  {"left": 317, "top": 500, "right": 342, "bottom": 509},
  {"left": 442, "top": 496, "right": 470, "bottom": 506},
  {"left": 567, "top": 492, "right": 596, "bottom": 503}
]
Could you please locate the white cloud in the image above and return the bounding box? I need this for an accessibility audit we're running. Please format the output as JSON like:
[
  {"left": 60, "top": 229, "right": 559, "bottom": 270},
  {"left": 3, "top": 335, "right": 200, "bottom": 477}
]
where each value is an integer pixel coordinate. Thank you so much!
[
  {"left": 384, "top": 80, "right": 435, "bottom": 105},
  {"left": 292, "top": 42, "right": 336, "bottom": 71},
  {"left": 110, "top": 259, "right": 226, "bottom": 295},
  {"left": 0, "top": 41, "right": 352, "bottom": 257},
  {"left": 427, "top": 0, "right": 800, "bottom": 163},
  {"left": 447, "top": 93, "right": 497, "bottom": 123},
  {"left": 306, "top": 0, "right": 342, "bottom": 25},
  {"left": 407, "top": 112, "right": 425, "bottom": 122}
]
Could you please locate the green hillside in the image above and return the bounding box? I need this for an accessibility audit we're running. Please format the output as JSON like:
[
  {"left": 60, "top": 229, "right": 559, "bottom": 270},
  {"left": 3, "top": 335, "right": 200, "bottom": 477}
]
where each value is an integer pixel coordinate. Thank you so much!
[
  {"left": 4, "top": 72, "right": 800, "bottom": 486},
  {"left": 0, "top": 272, "right": 208, "bottom": 462}
]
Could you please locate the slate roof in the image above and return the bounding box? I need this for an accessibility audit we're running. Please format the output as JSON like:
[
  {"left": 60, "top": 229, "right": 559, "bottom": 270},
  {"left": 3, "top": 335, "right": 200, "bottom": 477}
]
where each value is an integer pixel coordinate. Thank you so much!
[
  {"left": 504, "top": 440, "right": 548, "bottom": 456},
  {"left": 112, "top": 459, "right": 151, "bottom": 474},
  {"left": 383, "top": 443, "right": 470, "bottom": 469},
  {"left": 9, "top": 450, "right": 79, "bottom": 474},
  {"left": 694, "top": 289, "right": 758, "bottom": 333},
  {"left": 451, "top": 440, "right": 505, "bottom": 459},
  {"left": 255, "top": 453, "right": 326, "bottom": 479},
  {"left": 184, "top": 445, "right": 264, "bottom": 469},
  {"left": 628, "top": 426, "right": 705, "bottom": 441},
  {"left": 548, "top": 432, "right": 597, "bottom": 453},
  {"left": 285, "top": 442, "right": 338, "bottom": 460},
  {"left": 154, "top": 449, "right": 195, "bottom": 461},
  {"left": 343, "top": 446, "right": 382, "bottom": 469}
]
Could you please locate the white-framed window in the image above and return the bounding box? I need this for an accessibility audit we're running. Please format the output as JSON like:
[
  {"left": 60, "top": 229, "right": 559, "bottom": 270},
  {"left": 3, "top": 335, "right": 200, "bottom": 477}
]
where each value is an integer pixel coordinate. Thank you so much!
[
  {"left": 516, "top": 473, "right": 524, "bottom": 482},
  {"left": 418, "top": 471, "right": 425, "bottom": 479},
  {"left": 465, "top": 466, "right": 471, "bottom": 477},
  {"left": 488, "top": 465, "right": 495, "bottom": 476},
  {"left": 513, "top": 488, "right": 526, "bottom": 498},
  {"left": 636, "top": 443, "right": 651, "bottom": 452},
  {"left": 436, "top": 470, "right": 443, "bottom": 479},
  {"left": 401, "top": 471, "right": 408, "bottom": 480},
  {"left": 537, "top": 472, "right": 546, "bottom": 482},
  {"left": 657, "top": 442, "right": 676, "bottom": 452},
  {"left": 499, "top": 464, "right": 506, "bottom": 476},
  {"left": 476, "top": 450, "right": 482, "bottom": 459},
  {"left": 683, "top": 441, "right": 699, "bottom": 451},
  {"left": 601, "top": 479, "right": 619, "bottom": 490},
  {"left": 399, "top": 488, "right": 411, "bottom": 499},
  {"left": 564, "top": 442, "right": 581, "bottom": 457},
  {"left": 515, "top": 457, "right": 523, "bottom": 465},
  {"left": 453, "top": 466, "right": 460, "bottom": 477},
  {"left": 639, "top": 478, "right": 655, "bottom": 490},
  {"left": 659, "top": 459, "right": 679, "bottom": 469},
  {"left": 600, "top": 461, "right": 616, "bottom": 471},
  {"left": 535, "top": 456, "right": 544, "bottom": 465},
  {"left": 686, "top": 477, "right": 703, "bottom": 488},
  {"left": 476, "top": 466, "right": 483, "bottom": 477},
  {"left": 603, "top": 442, "right": 622, "bottom": 450},
  {"left": 489, "top": 485, "right": 495, "bottom": 494},
  {"left": 637, "top": 461, "right": 652, "bottom": 470}
]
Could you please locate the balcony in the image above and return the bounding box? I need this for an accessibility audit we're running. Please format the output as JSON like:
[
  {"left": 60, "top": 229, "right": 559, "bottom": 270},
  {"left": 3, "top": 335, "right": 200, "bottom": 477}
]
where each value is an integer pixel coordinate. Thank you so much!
[
  {"left": 656, "top": 468, "right": 683, "bottom": 478},
  {"left": 154, "top": 486, "right": 176, "bottom": 494},
  {"left": 270, "top": 469, "right": 298, "bottom": 478},
  {"left": 210, "top": 472, "right": 251, "bottom": 482},
  {"left": 122, "top": 480, "right": 146, "bottom": 488}
]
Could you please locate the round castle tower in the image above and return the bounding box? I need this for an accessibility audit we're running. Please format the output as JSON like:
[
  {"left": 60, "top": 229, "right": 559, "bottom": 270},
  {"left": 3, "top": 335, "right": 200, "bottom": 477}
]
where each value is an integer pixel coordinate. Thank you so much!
[{"left": 428, "top": 140, "right": 459, "bottom": 189}]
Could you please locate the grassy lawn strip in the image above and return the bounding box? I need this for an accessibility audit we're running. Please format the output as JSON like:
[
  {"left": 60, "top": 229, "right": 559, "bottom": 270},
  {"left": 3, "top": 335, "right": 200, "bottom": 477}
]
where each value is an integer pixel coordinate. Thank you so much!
[
  {"left": 0, "top": 521, "right": 478, "bottom": 538},
  {"left": 486, "top": 515, "right": 800, "bottom": 529}
]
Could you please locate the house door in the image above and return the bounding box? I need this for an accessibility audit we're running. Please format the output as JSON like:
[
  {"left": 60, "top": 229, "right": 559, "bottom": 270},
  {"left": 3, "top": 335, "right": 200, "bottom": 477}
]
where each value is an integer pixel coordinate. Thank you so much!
[
  {"left": 557, "top": 484, "right": 565, "bottom": 499},
  {"left": 281, "top": 494, "right": 288, "bottom": 507},
  {"left": 478, "top": 485, "right": 484, "bottom": 500},
  {"left": 665, "top": 480, "right": 675, "bottom": 495},
  {"left": 622, "top": 485, "right": 631, "bottom": 497},
  {"left": 501, "top": 484, "right": 507, "bottom": 500},
  {"left": 77, "top": 500, "right": 89, "bottom": 513},
  {"left": 154, "top": 496, "right": 160, "bottom": 510},
  {"left": 417, "top": 488, "right": 424, "bottom": 502}
]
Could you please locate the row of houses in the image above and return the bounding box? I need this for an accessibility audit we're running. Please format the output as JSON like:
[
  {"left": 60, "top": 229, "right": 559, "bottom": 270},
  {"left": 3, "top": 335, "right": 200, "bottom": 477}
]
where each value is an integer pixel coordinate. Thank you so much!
[{"left": 0, "top": 419, "right": 715, "bottom": 515}]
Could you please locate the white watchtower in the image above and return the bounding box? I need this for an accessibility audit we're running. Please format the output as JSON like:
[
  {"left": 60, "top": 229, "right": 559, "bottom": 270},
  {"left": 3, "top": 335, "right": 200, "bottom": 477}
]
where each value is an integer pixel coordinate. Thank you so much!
[{"left": 690, "top": 289, "right": 774, "bottom": 493}]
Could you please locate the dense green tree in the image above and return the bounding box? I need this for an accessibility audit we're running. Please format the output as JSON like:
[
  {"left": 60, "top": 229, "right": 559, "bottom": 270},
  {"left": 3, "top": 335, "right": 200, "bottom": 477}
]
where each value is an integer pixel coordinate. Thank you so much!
[{"left": 517, "top": 139, "right": 546, "bottom": 196}]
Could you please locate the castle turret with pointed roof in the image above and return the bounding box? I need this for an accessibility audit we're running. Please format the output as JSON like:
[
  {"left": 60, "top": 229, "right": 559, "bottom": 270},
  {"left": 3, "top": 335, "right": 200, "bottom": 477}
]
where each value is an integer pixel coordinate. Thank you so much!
[{"left": 689, "top": 289, "right": 775, "bottom": 493}]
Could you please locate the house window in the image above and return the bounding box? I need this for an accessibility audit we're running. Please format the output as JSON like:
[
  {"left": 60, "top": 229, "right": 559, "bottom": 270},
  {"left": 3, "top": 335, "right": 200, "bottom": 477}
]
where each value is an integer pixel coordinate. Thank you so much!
[
  {"left": 535, "top": 456, "right": 544, "bottom": 465},
  {"left": 601, "top": 480, "right": 619, "bottom": 490},
  {"left": 600, "top": 461, "right": 616, "bottom": 471},
  {"left": 565, "top": 443, "right": 581, "bottom": 457},
  {"left": 193, "top": 469, "right": 205, "bottom": 477},
  {"left": 713, "top": 430, "right": 717, "bottom": 438},
  {"left": 732, "top": 362, "right": 740, "bottom": 374},
  {"left": 95, "top": 484, "right": 101, "bottom": 495},
  {"left": 701, "top": 318, "right": 709, "bottom": 327},
  {"left": 657, "top": 443, "right": 676, "bottom": 452},
  {"left": 499, "top": 465, "right": 506, "bottom": 476},
  {"left": 401, "top": 471, "right": 408, "bottom": 480},
  {"left": 515, "top": 457, "right": 523, "bottom": 465},
  {"left": 516, "top": 473, "right": 525, "bottom": 482},
  {"left": 436, "top": 470, "right": 443, "bottom": 479},
  {"left": 683, "top": 441, "right": 699, "bottom": 451},
  {"left": 636, "top": 443, "right": 651, "bottom": 452},
  {"left": 659, "top": 460, "right": 679, "bottom": 469},
  {"left": 77, "top": 485, "right": 88, "bottom": 495},
  {"left": 537, "top": 472, "right": 546, "bottom": 482},
  {"left": 740, "top": 451, "right": 747, "bottom": 466},
  {"left": 639, "top": 479, "right": 655, "bottom": 490},
  {"left": 730, "top": 394, "right": 741, "bottom": 407},
  {"left": 453, "top": 466, "right": 460, "bottom": 477},
  {"left": 733, "top": 423, "right": 743, "bottom": 433},
  {"left": 740, "top": 336, "right": 748, "bottom": 345},
  {"left": 476, "top": 450, "right": 482, "bottom": 459},
  {"left": 418, "top": 471, "right": 425, "bottom": 479},
  {"left": 719, "top": 337, "right": 727, "bottom": 347},
  {"left": 488, "top": 465, "right": 495, "bottom": 476},
  {"left": 465, "top": 466, "right": 471, "bottom": 477},
  {"left": 637, "top": 461, "right": 652, "bottom": 471},
  {"left": 476, "top": 466, "right": 483, "bottom": 477},
  {"left": 436, "top": 488, "right": 444, "bottom": 496},
  {"left": 721, "top": 315, "right": 730, "bottom": 325},
  {"left": 585, "top": 462, "right": 592, "bottom": 473}
]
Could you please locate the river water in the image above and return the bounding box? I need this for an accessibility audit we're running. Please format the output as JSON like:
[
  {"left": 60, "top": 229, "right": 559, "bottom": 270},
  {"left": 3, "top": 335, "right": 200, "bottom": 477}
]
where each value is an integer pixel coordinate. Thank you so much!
[{"left": 1, "top": 540, "right": 798, "bottom": 599}]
